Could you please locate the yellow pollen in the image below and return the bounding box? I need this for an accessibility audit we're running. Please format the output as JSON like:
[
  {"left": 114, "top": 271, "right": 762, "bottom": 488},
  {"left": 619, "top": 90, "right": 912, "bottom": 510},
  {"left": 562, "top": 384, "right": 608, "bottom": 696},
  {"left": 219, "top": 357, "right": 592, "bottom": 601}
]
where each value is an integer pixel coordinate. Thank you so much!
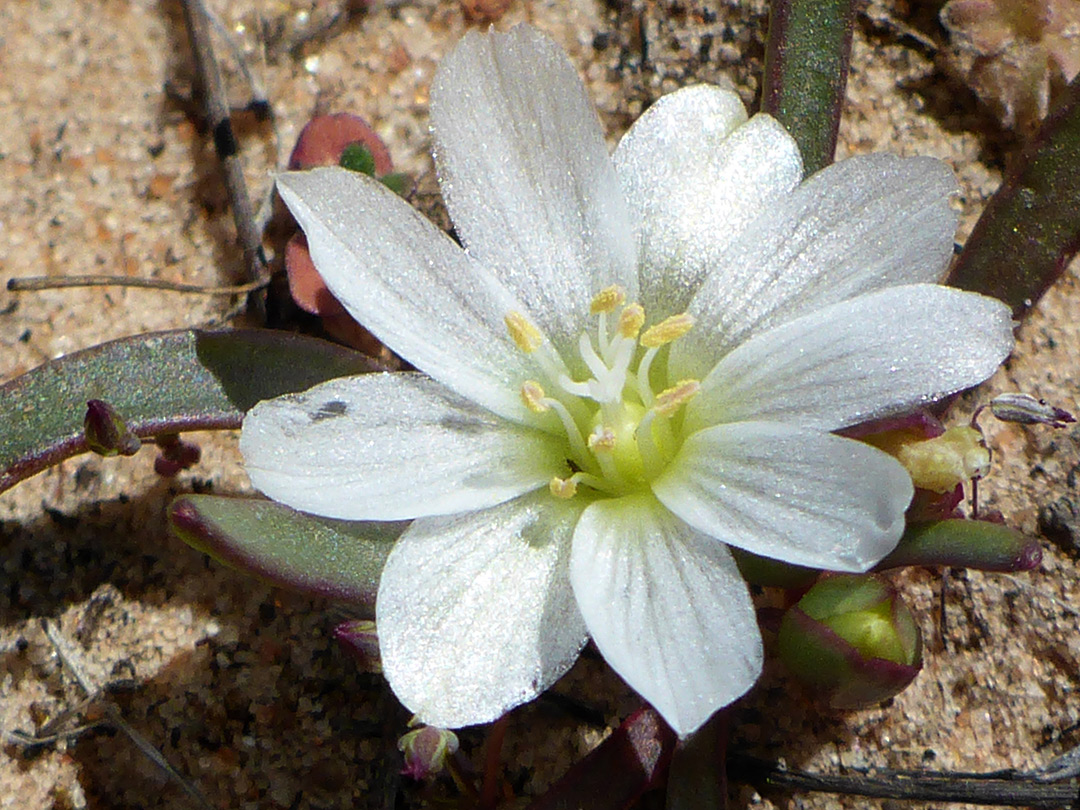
[
  {"left": 617, "top": 303, "right": 645, "bottom": 339},
  {"left": 520, "top": 381, "right": 549, "bottom": 413},
  {"left": 587, "top": 426, "right": 617, "bottom": 453},
  {"left": 505, "top": 311, "right": 543, "bottom": 353},
  {"left": 653, "top": 379, "right": 701, "bottom": 417},
  {"left": 640, "top": 313, "right": 695, "bottom": 348},
  {"left": 590, "top": 285, "right": 626, "bottom": 314},
  {"left": 550, "top": 476, "right": 578, "bottom": 499}
]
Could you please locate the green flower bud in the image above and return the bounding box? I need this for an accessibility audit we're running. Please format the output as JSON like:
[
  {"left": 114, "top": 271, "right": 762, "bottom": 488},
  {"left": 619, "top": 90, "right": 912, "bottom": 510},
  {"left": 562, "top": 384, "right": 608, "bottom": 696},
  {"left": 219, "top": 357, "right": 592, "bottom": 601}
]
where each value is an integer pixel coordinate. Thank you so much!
[
  {"left": 778, "top": 574, "right": 922, "bottom": 709},
  {"left": 84, "top": 399, "right": 141, "bottom": 457},
  {"left": 333, "top": 619, "right": 381, "bottom": 673},
  {"left": 398, "top": 724, "right": 459, "bottom": 780}
]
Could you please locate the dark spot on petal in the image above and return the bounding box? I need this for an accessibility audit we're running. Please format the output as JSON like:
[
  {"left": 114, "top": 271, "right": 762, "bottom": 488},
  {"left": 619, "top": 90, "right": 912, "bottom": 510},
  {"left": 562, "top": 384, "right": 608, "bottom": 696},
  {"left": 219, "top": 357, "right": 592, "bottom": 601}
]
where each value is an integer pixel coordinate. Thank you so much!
[{"left": 311, "top": 400, "right": 348, "bottom": 421}]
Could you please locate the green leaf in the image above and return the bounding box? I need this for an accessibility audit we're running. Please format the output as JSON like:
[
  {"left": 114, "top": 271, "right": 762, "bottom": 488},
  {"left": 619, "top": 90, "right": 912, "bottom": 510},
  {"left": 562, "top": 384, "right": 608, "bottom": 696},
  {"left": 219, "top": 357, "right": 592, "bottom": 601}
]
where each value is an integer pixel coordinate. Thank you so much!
[
  {"left": 875, "top": 519, "right": 1042, "bottom": 572},
  {"left": 761, "top": 0, "right": 857, "bottom": 175},
  {"left": 0, "top": 328, "right": 378, "bottom": 494},
  {"left": 948, "top": 78, "right": 1080, "bottom": 317},
  {"left": 169, "top": 495, "right": 404, "bottom": 611}
]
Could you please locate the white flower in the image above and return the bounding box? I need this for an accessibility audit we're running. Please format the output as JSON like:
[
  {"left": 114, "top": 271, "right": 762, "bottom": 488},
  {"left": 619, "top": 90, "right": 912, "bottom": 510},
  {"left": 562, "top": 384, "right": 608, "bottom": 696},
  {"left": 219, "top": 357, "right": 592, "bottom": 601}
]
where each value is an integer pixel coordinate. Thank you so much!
[{"left": 241, "top": 25, "right": 1014, "bottom": 736}]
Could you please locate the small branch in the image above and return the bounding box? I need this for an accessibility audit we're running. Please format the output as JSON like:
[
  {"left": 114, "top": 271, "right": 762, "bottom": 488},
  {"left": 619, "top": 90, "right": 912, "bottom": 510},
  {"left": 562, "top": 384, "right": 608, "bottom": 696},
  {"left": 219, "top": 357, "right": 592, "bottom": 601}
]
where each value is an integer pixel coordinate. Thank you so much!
[
  {"left": 180, "top": 0, "right": 268, "bottom": 318},
  {"left": 730, "top": 752, "right": 1080, "bottom": 808},
  {"left": 39, "top": 621, "right": 215, "bottom": 810},
  {"left": 8, "top": 275, "right": 268, "bottom": 295}
]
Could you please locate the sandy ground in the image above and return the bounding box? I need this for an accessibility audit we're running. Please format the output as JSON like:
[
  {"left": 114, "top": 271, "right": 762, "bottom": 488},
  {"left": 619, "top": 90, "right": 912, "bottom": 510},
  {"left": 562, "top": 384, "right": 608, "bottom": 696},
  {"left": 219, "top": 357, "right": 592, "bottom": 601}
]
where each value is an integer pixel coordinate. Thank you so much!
[{"left": 2, "top": 1, "right": 1080, "bottom": 808}]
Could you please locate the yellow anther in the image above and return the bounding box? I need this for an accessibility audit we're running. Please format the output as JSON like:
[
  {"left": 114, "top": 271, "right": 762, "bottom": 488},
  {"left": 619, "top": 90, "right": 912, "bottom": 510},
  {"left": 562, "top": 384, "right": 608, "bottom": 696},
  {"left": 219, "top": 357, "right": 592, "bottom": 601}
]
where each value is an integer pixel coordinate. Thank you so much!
[
  {"left": 641, "top": 313, "right": 695, "bottom": 348},
  {"left": 587, "top": 426, "right": 617, "bottom": 453},
  {"left": 653, "top": 379, "right": 701, "bottom": 417},
  {"left": 590, "top": 285, "right": 626, "bottom": 315},
  {"left": 617, "top": 303, "right": 645, "bottom": 339},
  {"left": 549, "top": 476, "right": 578, "bottom": 499},
  {"left": 505, "top": 311, "right": 543, "bottom": 353},
  {"left": 520, "top": 381, "right": 549, "bottom": 413}
]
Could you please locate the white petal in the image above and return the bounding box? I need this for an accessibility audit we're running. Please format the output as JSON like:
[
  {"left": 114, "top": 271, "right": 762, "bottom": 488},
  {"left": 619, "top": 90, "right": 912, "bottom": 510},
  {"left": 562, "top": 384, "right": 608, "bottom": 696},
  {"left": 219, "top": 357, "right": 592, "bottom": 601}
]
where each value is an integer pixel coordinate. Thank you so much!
[
  {"left": 240, "top": 373, "right": 564, "bottom": 521},
  {"left": 652, "top": 423, "right": 913, "bottom": 572},
  {"left": 377, "top": 491, "right": 589, "bottom": 728},
  {"left": 672, "top": 155, "right": 961, "bottom": 379},
  {"left": 614, "top": 87, "right": 802, "bottom": 317},
  {"left": 431, "top": 26, "right": 639, "bottom": 368},
  {"left": 570, "top": 495, "right": 762, "bottom": 737},
  {"left": 277, "top": 168, "right": 536, "bottom": 424},
  {"left": 687, "top": 284, "right": 1015, "bottom": 433}
]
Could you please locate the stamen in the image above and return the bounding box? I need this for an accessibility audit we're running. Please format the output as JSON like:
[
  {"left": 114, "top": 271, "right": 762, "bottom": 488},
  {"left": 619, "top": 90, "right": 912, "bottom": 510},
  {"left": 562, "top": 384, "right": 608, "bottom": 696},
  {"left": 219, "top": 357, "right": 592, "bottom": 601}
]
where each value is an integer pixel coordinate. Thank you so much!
[
  {"left": 617, "top": 303, "right": 645, "bottom": 339},
  {"left": 543, "top": 396, "right": 589, "bottom": 463},
  {"left": 636, "top": 347, "right": 660, "bottom": 407},
  {"left": 653, "top": 380, "right": 701, "bottom": 417},
  {"left": 520, "top": 381, "right": 549, "bottom": 413},
  {"left": 573, "top": 471, "right": 625, "bottom": 496},
  {"left": 590, "top": 285, "right": 626, "bottom": 315},
  {"left": 641, "top": 313, "right": 695, "bottom": 348},
  {"left": 550, "top": 476, "right": 578, "bottom": 499},
  {"left": 505, "top": 311, "right": 543, "bottom": 353}
]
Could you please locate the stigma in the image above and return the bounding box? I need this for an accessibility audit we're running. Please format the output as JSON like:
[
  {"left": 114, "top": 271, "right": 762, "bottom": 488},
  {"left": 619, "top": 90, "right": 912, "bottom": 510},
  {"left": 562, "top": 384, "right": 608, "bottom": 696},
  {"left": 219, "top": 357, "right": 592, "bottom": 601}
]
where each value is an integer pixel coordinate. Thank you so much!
[{"left": 508, "top": 285, "right": 700, "bottom": 498}]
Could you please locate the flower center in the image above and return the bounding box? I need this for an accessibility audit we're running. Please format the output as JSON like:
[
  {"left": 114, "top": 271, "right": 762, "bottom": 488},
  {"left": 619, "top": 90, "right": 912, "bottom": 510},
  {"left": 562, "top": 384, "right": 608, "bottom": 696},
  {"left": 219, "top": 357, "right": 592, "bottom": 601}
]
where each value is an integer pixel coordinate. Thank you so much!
[{"left": 505, "top": 285, "right": 700, "bottom": 499}]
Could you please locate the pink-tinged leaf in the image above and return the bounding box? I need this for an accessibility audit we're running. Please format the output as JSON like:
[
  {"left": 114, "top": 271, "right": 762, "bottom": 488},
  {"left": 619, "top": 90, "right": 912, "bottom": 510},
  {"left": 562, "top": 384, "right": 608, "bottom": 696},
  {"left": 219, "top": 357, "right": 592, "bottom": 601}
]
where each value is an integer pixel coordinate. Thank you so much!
[
  {"left": 876, "top": 518, "right": 1042, "bottom": 572},
  {"left": 169, "top": 495, "right": 404, "bottom": 609},
  {"left": 666, "top": 713, "right": 730, "bottom": 810},
  {"left": 948, "top": 75, "right": 1080, "bottom": 317},
  {"left": 288, "top": 113, "right": 394, "bottom": 175},
  {"left": 0, "top": 329, "right": 379, "bottom": 495},
  {"left": 761, "top": 0, "right": 857, "bottom": 175},
  {"left": 525, "top": 707, "right": 676, "bottom": 810}
]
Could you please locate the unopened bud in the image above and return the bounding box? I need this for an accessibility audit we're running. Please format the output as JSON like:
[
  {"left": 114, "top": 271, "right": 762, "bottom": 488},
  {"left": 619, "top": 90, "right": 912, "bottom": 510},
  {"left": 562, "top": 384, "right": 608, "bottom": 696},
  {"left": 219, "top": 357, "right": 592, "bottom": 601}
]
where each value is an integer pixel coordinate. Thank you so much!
[
  {"left": 84, "top": 400, "right": 141, "bottom": 457},
  {"left": 333, "top": 620, "right": 381, "bottom": 673},
  {"left": 989, "top": 393, "right": 1075, "bottom": 428},
  {"left": 398, "top": 724, "right": 459, "bottom": 780},
  {"left": 779, "top": 574, "right": 922, "bottom": 709},
  {"left": 153, "top": 433, "right": 201, "bottom": 477}
]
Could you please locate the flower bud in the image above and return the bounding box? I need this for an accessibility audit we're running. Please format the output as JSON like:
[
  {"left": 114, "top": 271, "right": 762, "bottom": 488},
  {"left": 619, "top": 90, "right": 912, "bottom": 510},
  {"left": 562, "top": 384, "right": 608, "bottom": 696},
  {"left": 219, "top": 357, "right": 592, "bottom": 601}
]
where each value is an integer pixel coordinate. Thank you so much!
[
  {"left": 398, "top": 724, "right": 459, "bottom": 780},
  {"left": 989, "top": 393, "right": 1075, "bottom": 428},
  {"left": 84, "top": 400, "right": 141, "bottom": 457},
  {"left": 778, "top": 574, "right": 922, "bottom": 709},
  {"left": 333, "top": 619, "right": 381, "bottom": 673},
  {"left": 153, "top": 433, "right": 200, "bottom": 477}
]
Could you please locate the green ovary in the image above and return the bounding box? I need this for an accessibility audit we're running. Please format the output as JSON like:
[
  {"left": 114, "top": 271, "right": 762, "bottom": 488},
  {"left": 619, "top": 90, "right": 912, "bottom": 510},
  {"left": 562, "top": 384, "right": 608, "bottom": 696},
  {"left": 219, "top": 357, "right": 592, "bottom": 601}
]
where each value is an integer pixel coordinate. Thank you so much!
[{"left": 592, "top": 401, "right": 649, "bottom": 486}]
